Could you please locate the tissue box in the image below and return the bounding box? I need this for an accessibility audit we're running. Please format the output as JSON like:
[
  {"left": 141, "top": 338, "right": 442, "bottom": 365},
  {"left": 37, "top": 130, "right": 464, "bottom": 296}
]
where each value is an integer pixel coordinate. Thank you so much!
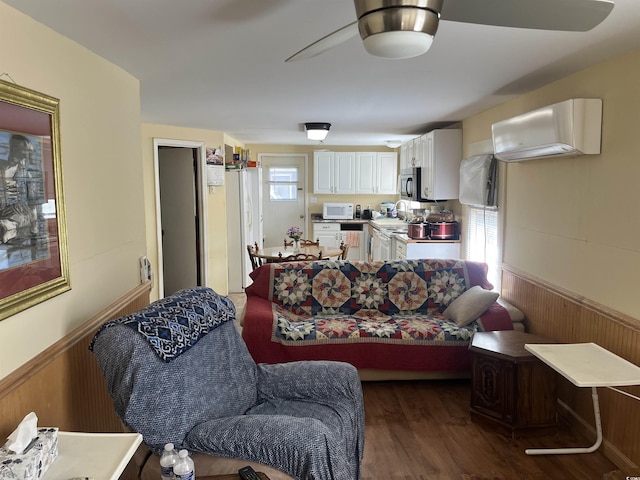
[{"left": 0, "top": 428, "right": 58, "bottom": 480}]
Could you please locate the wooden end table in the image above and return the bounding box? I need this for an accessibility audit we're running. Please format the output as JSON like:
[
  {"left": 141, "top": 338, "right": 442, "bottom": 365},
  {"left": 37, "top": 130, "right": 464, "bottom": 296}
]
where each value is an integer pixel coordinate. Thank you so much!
[{"left": 469, "top": 330, "right": 558, "bottom": 438}]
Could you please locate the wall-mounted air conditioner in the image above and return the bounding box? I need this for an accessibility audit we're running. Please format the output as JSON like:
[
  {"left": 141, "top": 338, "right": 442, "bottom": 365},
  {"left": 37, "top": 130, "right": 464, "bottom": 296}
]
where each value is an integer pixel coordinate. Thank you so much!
[{"left": 491, "top": 98, "right": 602, "bottom": 162}]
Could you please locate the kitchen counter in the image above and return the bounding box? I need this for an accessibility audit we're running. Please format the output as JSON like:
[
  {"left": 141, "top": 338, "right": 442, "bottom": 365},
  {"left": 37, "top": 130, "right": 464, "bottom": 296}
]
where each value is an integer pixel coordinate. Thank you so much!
[
  {"left": 394, "top": 234, "right": 461, "bottom": 244},
  {"left": 310, "top": 213, "right": 368, "bottom": 224}
]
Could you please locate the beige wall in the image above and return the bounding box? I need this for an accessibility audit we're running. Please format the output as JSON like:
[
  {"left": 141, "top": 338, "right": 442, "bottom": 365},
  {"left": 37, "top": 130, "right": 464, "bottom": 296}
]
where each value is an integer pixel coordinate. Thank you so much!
[
  {"left": 141, "top": 124, "right": 244, "bottom": 299},
  {"left": 463, "top": 49, "right": 640, "bottom": 320},
  {"left": 0, "top": 2, "right": 145, "bottom": 378},
  {"left": 247, "top": 144, "right": 399, "bottom": 217}
]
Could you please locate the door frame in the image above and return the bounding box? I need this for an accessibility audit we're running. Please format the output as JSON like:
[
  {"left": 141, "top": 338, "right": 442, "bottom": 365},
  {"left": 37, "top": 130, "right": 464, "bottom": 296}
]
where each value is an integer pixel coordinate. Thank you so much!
[
  {"left": 153, "top": 138, "right": 209, "bottom": 297},
  {"left": 257, "top": 153, "right": 309, "bottom": 238}
]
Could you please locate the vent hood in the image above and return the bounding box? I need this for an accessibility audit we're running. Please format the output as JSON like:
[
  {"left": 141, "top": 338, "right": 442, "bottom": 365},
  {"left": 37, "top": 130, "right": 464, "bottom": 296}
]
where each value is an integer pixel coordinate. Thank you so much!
[{"left": 492, "top": 98, "right": 602, "bottom": 162}]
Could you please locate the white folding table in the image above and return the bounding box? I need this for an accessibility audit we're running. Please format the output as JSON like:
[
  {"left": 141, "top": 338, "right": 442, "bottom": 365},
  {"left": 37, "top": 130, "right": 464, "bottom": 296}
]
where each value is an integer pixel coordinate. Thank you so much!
[
  {"left": 41, "top": 431, "right": 142, "bottom": 480},
  {"left": 524, "top": 342, "right": 640, "bottom": 455}
]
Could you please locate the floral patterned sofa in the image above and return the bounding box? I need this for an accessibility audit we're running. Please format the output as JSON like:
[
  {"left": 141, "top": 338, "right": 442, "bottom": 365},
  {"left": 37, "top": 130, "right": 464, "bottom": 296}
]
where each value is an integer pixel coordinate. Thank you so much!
[{"left": 241, "top": 259, "right": 515, "bottom": 380}]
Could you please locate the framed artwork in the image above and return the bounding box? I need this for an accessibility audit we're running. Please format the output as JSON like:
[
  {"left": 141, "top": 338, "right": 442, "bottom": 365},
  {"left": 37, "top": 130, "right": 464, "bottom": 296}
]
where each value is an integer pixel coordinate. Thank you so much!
[{"left": 0, "top": 79, "right": 70, "bottom": 321}]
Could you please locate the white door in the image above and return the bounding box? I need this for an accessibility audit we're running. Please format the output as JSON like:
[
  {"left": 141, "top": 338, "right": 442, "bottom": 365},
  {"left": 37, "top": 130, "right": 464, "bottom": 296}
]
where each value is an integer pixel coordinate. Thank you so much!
[{"left": 259, "top": 154, "right": 307, "bottom": 248}]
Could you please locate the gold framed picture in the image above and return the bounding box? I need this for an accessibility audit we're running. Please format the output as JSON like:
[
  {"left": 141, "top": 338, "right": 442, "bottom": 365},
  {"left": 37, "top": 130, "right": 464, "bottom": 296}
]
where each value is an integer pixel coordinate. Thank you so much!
[{"left": 0, "top": 79, "right": 70, "bottom": 320}]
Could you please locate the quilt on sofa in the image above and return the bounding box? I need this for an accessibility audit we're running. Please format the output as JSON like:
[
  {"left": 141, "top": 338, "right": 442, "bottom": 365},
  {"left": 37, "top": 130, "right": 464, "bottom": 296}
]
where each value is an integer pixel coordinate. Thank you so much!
[{"left": 242, "top": 259, "right": 513, "bottom": 372}]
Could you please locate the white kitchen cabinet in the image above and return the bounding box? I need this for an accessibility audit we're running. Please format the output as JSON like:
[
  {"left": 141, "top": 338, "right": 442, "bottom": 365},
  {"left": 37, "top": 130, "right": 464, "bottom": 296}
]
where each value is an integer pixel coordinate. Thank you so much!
[
  {"left": 313, "top": 151, "right": 356, "bottom": 194},
  {"left": 313, "top": 222, "right": 341, "bottom": 246},
  {"left": 400, "top": 138, "right": 419, "bottom": 171},
  {"left": 313, "top": 222, "right": 366, "bottom": 260},
  {"left": 400, "top": 129, "right": 462, "bottom": 199},
  {"left": 376, "top": 152, "right": 398, "bottom": 194},
  {"left": 354, "top": 152, "right": 398, "bottom": 194},
  {"left": 354, "top": 152, "right": 377, "bottom": 194},
  {"left": 395, "top": 239, "right": 461, "bottom": 260},
  {"left": 420, "top": 129, "right": 462, "bottom": 200}
]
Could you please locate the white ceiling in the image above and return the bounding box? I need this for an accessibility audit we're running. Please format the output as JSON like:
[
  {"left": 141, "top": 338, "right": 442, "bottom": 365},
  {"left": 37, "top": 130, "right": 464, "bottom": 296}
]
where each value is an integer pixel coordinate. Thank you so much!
[{"left": 5, "top": 0, "right": 640, "bottom": 146}]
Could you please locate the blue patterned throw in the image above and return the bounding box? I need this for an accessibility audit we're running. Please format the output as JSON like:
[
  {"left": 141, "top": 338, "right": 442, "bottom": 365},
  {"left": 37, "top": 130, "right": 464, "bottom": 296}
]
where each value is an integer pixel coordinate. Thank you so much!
[{"left": 90, "top": 287, "right": 235, "bottom": 362}]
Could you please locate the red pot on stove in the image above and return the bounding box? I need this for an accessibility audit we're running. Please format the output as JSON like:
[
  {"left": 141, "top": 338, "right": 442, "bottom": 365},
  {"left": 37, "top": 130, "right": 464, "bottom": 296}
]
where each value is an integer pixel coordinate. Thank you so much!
[
  {"left": 428, "top": 221, "right": 458, "bottom": 240},
  {"left": 407, "top": 223, "right": 429, "bottom": 239}
]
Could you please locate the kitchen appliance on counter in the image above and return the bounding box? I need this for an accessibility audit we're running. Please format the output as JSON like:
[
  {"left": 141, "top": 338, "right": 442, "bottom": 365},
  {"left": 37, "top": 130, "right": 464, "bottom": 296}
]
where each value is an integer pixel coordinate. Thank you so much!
[
  {"left": 322, "top": 202, "right": 353, "bottom": 220},
  {"left": 406, "top": 216, "right": 459, "bottom": 240},
  {"left": 407, "top": 221, "right": 429, "bottom": 240},
  {"left": 428, "top": 221, "right": 458, "bottom": 240}
]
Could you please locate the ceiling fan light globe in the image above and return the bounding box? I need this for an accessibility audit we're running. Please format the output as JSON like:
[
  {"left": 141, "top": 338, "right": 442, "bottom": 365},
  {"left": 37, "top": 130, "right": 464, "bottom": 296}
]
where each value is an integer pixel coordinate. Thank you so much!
[{"left": 363, "top": 31, "right": 433, "bottom": 59}]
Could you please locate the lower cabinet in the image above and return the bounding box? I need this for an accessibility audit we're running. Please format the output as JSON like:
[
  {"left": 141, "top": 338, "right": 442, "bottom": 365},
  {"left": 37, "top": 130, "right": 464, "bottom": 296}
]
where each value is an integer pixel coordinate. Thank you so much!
[
  {"left": 394, "top": 240, "right": 461, "bottom": 259},
  {"left": 312, "top": 222, "right": 365, "bottom": 261}
]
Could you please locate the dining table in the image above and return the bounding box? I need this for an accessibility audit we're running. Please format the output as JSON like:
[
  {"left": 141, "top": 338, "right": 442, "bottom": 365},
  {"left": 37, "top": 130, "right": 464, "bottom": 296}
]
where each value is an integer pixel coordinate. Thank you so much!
[{"left": 256, "top": 244, "right": 343, "bottom": 262}]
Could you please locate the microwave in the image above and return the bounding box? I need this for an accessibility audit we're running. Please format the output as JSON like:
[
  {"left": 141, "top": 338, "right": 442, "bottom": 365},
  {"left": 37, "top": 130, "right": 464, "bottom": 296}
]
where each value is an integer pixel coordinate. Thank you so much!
[
  {"left": 323, "top": 202, "right": 353, "bottom": 220},
  {"left": 399, "top": 167, "right": 428, "bottom": 202}
]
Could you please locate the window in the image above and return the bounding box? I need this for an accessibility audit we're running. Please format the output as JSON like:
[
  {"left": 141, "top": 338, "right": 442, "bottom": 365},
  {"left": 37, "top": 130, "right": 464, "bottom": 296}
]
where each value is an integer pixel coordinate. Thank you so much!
[
  {"left": 268, "top": 167, "right": 298, "bottom": 201},
  {"left": 465, "top": 206, "right": 501, "bottom": 289}
]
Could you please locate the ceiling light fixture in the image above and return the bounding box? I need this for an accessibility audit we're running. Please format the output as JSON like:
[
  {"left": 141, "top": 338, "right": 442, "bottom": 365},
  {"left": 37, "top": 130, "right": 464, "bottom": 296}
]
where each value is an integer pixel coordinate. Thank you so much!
[
  {"left": 356, "top": 3, "right": 441, "bottom": 59},
  {"left": 305, "top": 122, "right": 331, "bottom": 141},
  {"left": 386, "top": 140, "right": 402, "bottom": 149}
]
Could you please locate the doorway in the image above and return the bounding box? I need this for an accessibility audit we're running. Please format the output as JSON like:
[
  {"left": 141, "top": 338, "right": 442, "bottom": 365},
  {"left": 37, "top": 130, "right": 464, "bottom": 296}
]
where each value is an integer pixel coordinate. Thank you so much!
[
  {"left": 258, "top": 153, "right": 308, "bottom": 247},
  {"left": 154, "top": 138, "right": 208, "bottom": 297}
]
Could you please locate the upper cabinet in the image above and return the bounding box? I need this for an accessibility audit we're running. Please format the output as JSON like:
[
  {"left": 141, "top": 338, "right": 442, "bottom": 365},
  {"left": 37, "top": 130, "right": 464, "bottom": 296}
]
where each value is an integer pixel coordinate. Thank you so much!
[
  {"left": 400, "top": 129, "right": 462, "bottom": 200},
  {"left": 421, "top": 129, "right": 461, "bottom": 200},
  {"left": 314, "top": 151, "right": 397, "bottom": 195},
  {"left": 354, "top": 152, "right": 398, "bottom": 195},
  {"left": 314, "top": 151, "right": 356, "bottom": 194}
]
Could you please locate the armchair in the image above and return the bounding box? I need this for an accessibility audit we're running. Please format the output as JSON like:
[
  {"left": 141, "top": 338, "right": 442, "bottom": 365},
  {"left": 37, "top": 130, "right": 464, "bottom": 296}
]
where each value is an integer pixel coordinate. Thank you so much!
[{"left": 90, "top": 287, "right": 364, "bottom": 480}]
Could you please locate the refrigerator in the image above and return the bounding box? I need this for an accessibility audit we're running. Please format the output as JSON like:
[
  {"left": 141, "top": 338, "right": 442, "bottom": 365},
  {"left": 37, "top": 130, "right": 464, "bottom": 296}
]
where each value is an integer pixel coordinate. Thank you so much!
[{"left": 226, "top": 168, "right": 263, "bottom": 292}]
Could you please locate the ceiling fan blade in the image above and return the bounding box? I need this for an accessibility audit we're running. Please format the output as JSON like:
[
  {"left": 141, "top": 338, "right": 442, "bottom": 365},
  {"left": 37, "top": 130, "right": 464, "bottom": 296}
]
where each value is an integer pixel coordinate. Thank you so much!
[
  {"left": 286, "top": 21, "right": 359, "bottom": 62},
  {"left": 441, "top": 0, "right": 614, "bottom": 32}
]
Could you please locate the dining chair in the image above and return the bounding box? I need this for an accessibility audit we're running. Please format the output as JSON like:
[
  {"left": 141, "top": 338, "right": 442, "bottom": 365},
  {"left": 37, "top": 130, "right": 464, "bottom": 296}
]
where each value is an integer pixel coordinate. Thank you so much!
[
  {"left": 277, "top": 251, "right": 323, "bottom": 262},
  {"left": 300, "top": 238, "right": 320, "bottom": 246},
  {"left": 339, "top": 241, "right": 349, "bottom": 260},
  {"left": 247, "top": 243, "right": 264, "bottom": 271},
  {"left": 283, "top": 238, "right": 320, "bottom": 248}
]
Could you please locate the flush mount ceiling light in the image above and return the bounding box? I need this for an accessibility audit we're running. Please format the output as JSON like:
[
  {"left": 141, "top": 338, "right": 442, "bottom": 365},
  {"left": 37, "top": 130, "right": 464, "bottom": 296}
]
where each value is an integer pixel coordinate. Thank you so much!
[
  {"left": 386, "top": 140, "right": 402, "bottom": 149},
  {"left": 305, "top": 122, "right": 331, "bottom": 141}
]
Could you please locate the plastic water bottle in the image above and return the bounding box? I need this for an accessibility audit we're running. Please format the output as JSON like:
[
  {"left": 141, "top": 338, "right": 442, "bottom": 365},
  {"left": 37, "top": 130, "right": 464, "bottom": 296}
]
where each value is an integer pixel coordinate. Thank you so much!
[
  {"left": 174, "top": 449, "right": 195, "bottom": 480},
  {"left": 160, "top": 443, "right": 179, "bottom": 480}
]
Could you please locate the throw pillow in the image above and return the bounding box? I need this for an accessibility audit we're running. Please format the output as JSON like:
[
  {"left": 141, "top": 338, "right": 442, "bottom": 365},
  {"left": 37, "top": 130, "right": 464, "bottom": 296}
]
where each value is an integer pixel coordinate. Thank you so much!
[{"left": 443, "top": 285, "right": 499, "bottom": 327}]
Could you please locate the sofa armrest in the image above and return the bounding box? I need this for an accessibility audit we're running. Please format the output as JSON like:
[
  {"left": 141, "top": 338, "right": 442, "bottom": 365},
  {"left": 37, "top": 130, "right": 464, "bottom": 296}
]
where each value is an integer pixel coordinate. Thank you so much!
[
  {"left": 256, "top": 360, "right": 362, "bottom": 404},
  {"left": 477, "top": 302, "right": 515, "bottom": 331}
]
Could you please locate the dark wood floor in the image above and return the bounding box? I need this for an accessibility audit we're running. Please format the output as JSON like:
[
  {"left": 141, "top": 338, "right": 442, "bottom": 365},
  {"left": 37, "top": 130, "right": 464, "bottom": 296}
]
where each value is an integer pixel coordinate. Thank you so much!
[{"left": 360, "top": 379, "right": 618, "bottom": 480}]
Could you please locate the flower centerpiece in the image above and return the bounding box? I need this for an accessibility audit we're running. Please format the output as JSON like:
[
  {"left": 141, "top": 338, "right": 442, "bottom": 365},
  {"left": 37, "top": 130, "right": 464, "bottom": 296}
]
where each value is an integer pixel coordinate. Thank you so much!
[{"left": 287, "top": 226, "right": 303, "bottom": 252}]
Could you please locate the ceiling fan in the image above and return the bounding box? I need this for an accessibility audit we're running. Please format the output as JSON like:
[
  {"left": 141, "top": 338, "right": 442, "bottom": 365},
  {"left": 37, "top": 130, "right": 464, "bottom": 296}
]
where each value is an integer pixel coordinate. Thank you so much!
[{"left": 285, "top": 0, "right": 614, "bottom": 62}]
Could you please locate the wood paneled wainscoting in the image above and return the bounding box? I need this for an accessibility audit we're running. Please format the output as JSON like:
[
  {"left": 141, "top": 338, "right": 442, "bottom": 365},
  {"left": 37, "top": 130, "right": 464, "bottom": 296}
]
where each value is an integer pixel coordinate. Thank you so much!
[
  {"left": 0, "top": 282, "right": 151, "bottom": 442},
  {"left": 501, "top": 265, "right": 640, "bottom": 470}
]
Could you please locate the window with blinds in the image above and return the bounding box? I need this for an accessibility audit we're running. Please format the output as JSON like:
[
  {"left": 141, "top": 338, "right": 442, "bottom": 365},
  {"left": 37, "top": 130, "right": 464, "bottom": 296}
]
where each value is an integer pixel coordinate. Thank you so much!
[{"left": 465, "top": 206, "right": 500, "bottom": 289}]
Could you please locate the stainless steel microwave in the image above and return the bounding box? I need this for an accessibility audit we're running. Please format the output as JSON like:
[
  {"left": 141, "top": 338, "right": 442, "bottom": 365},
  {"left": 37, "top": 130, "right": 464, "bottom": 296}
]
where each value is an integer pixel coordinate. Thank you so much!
[{"left": 399, "top": 167, "right": 427, "bottom": 202}]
